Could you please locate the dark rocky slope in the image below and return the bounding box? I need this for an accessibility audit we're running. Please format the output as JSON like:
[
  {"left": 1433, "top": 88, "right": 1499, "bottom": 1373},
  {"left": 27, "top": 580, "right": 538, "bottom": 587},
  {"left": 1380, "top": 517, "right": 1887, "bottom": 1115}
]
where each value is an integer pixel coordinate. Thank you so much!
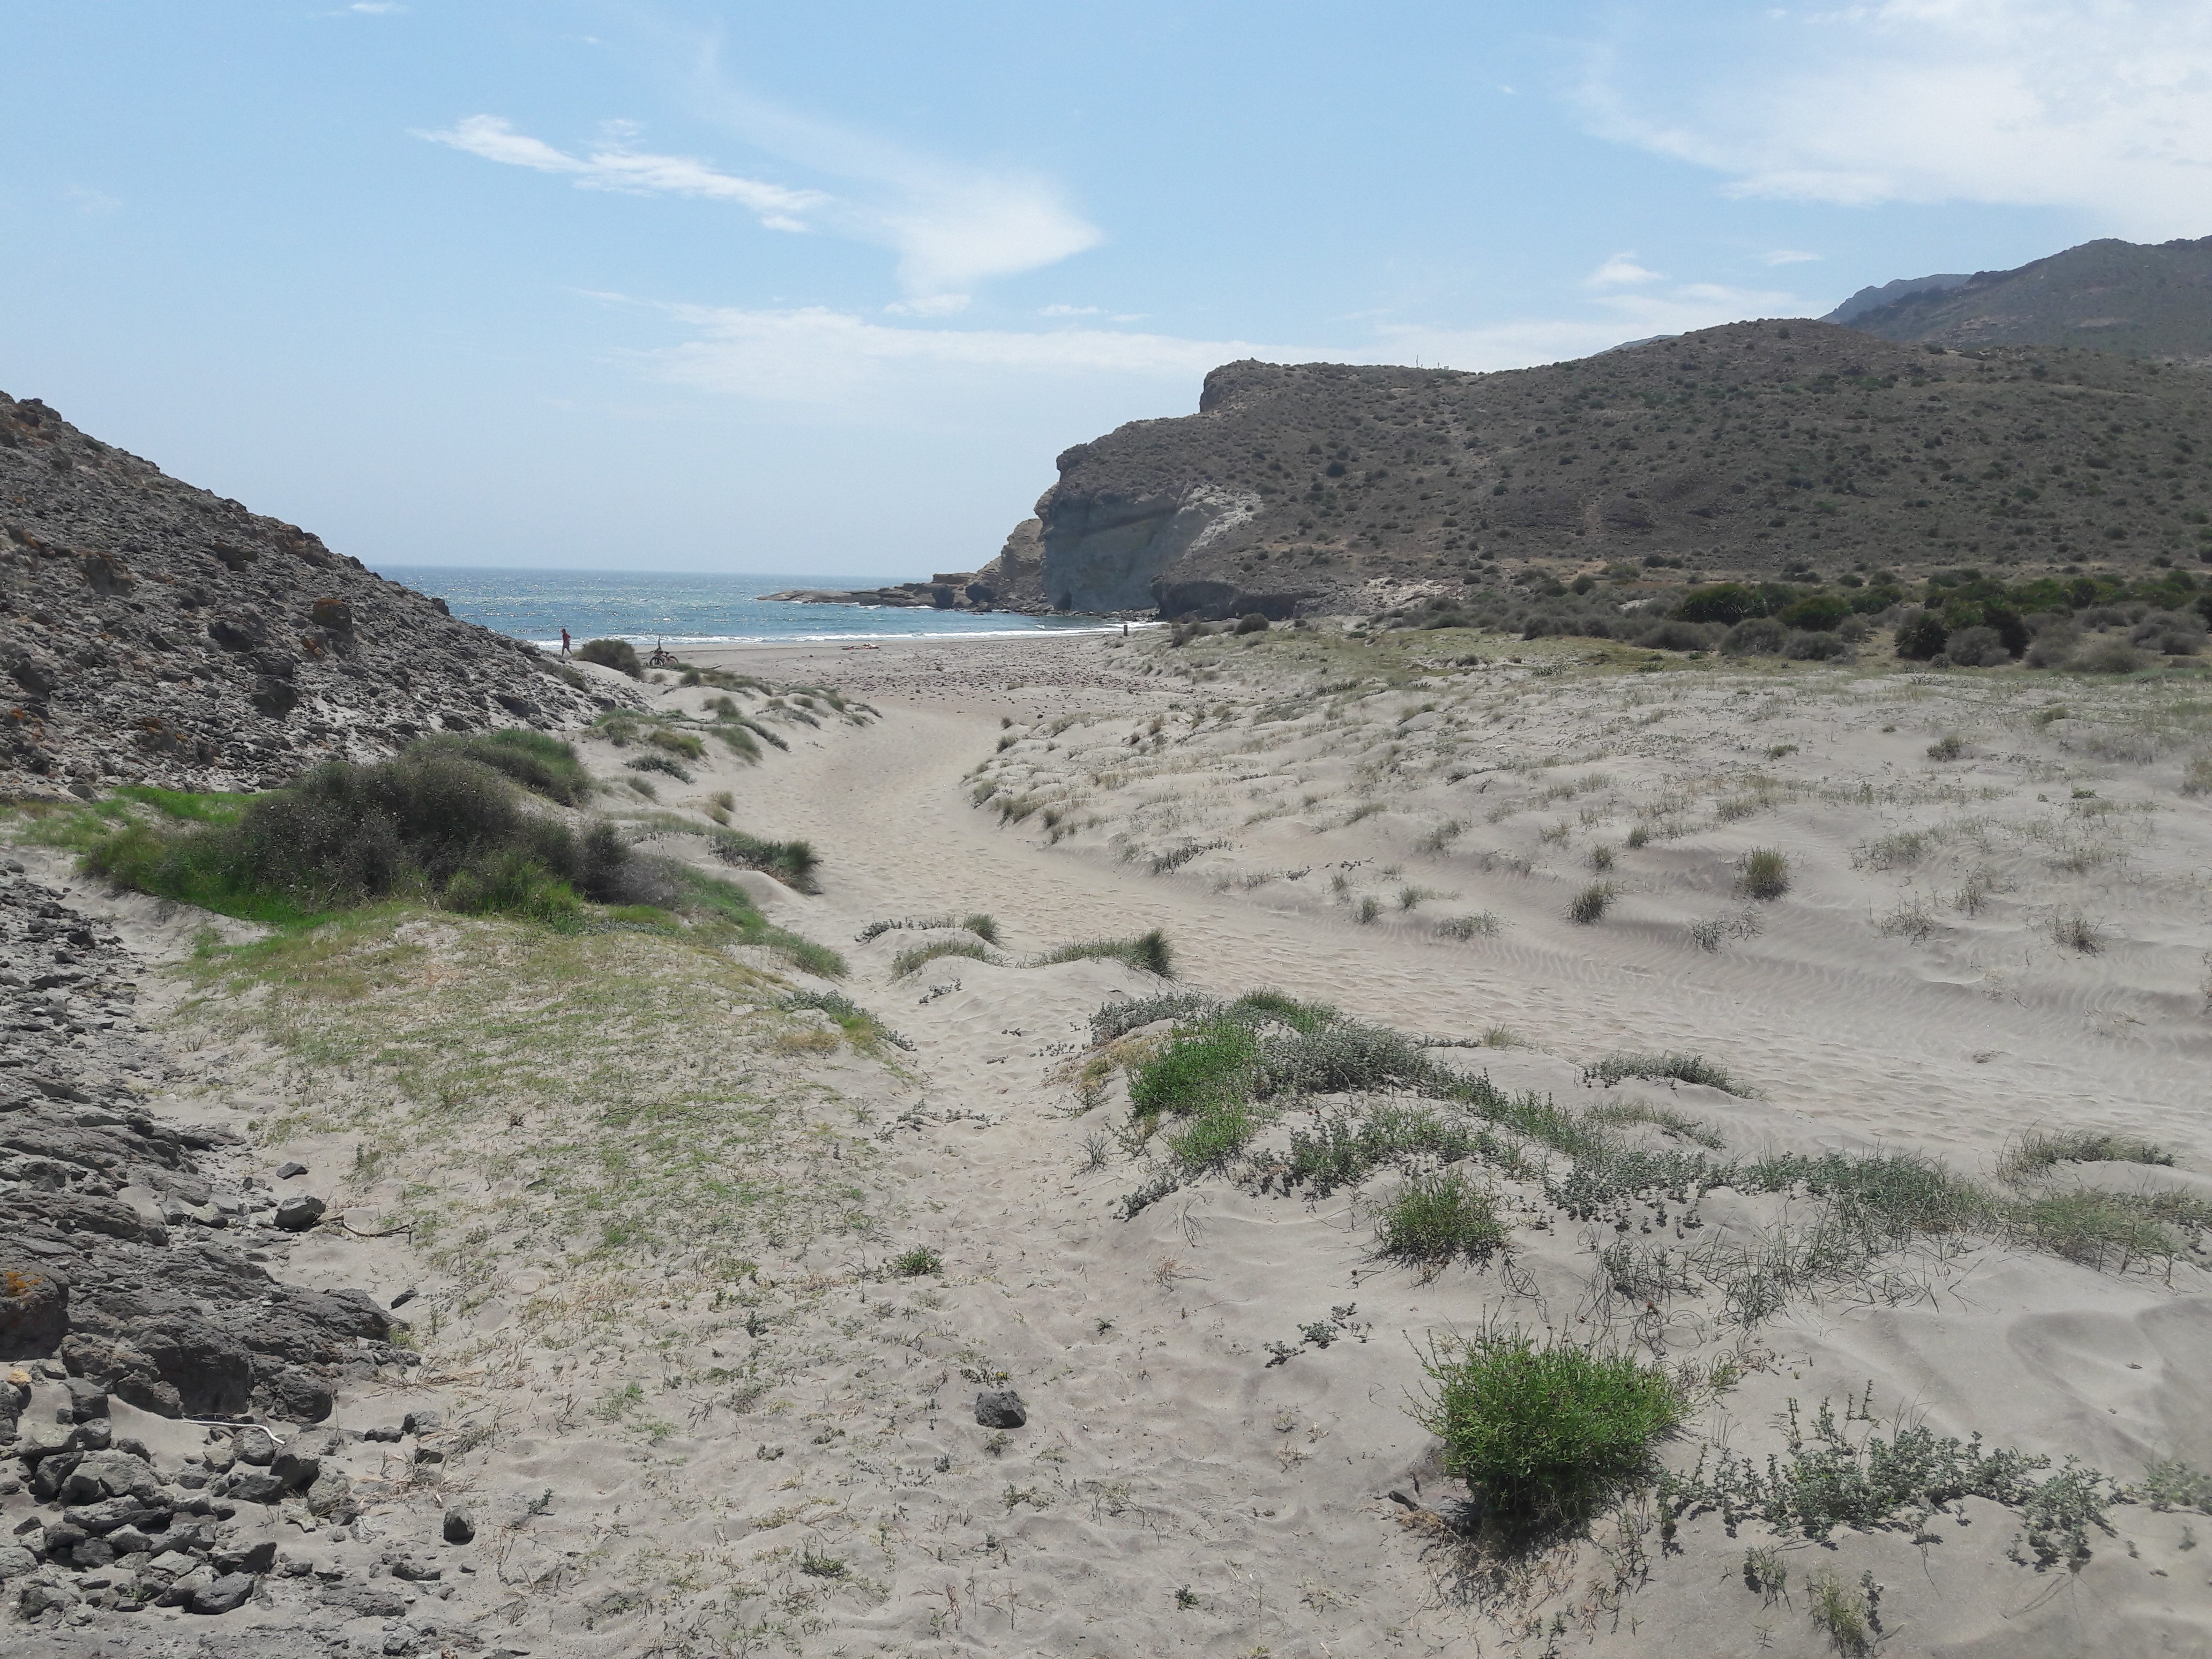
[
  {"left": 1832, "top": 235, "right": 2212, "bottom": 361},
  {"left": 0, "top": 392, "right": 615, "bottom": 799},
  {"left": 988, "top": 322, "right": 2212, "bottom": 619}
]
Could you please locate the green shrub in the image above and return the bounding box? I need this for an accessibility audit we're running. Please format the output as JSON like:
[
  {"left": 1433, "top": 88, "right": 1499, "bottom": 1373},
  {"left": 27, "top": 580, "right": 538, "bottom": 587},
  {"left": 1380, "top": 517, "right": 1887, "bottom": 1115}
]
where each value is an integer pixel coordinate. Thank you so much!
[
  {"left": 1582, "top": 1052, "right": 1743, "bottom": 1094},
  {"left": 889, "top": 1246, "right": 942, "bottom": 1277},
  {"left": 1418, "top": 1328, "right": 1680, "bottom": 1536},
  {"left": 891, "top": 938, "right": 1002, "bottom": 978},
  {"left": 1235, "top": 612, "right": 1270, "bottom": 634},
  {"left": 1376, "top": 1171, "right": 1509, "bottom": 1276},
  {"left": 577, "top": 638, "right": 642, "bottom": 677},
  {"left": 1926, "top": 733, "right": 1966, "bottom": 761},
  {"left": 1736, "top": 848, "right": 1789, "bottom": 900},
  {"left": 707, "top": 828, "right": 820, "bottom": 891},
  {"left": 1034, "top": 930, "right": 1174, "bottom": 976},
  {"left": 1567, "top": 882, "right": 1618, "bottom": 924},
  {"left": 626, "top": 751, "right": 692, "bottom": 782},
  {"left": 1164, "top": 1101, "right": 1255, "bottom": 1170},
  {"left": 1895, "top": 612, "right": 1948, "bottom": 660},
  {"left": 1997, "top": 1129, "right": 2172, "bottom": 1185},
  {"left": 1129, "top": 1020, "right": 1259, "bottom": 1119},
  {"left": 416, "top": 730, "right": 594, "bottom": 805}
]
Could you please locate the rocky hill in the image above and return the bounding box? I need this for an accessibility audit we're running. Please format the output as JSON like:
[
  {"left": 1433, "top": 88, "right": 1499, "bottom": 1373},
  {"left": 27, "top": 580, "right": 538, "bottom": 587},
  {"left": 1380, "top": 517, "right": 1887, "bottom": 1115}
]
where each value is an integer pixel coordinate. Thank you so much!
[
  {"left": 984, "top": 322, "right": 2212, "bottom": 619},
  {"left": 1831, "top": 235, "right": 2212, "bottom": 360},
  {"left": 0, "top": 393, "right": 616, "bottom": 799}
]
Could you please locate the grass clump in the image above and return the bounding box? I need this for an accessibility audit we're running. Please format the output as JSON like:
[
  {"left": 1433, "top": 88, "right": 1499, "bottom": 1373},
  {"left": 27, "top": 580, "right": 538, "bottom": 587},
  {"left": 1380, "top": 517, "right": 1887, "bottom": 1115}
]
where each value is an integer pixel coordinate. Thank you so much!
[
  {"left": 707, "top": 827, "right": 820, "bottom": 891},
  {"left": 413, "top": 730, "right": 595, "bottom": 805},
  {"left": 2007, "top": 1190, "right": 2178, "bottom": 1269},
  {"left": 891, "top": 938, "right": 1003, "bottom": 978},
  {"left": 1434, "top": 912, "right": 1500, "bottom": 940},
  {"left": 576, "top": 638, "right": 641, "bottom": 677},
  {"left": 778, "top": 989, "right": 911, "bottom": 1052},
  {"left": 1129, "top": 1020, "right": 1259, "bottom": 1120},
  {"left": 1997, "top": 1129, "right": 2172, "bottom": 1185},
  {"left": 1163, "top": 1100, "right": 1256, "bottom": 1171},
  {"left": 888, "top": 1246, "right": 942, "bottom": 1277},
  {"left": 1376, "top": 1170, "right": 1509, "bottom": 1277},
  {"left": 82, "top": 751, "right": 629, "bottom": 928},
  {"left": 1033, "top": 929, "right": 1174, "bottom": 977},
  {"left": 1736, "top": 847, "right": 1790, "bottom": 900},
  {"left": 626, "top": 751, "right": 692, "bottom": 783},
  {"left": 1583, "top": 1051, "right": 1743, "bottom": 1094},
  {"left": 1566, "top": 881, "right": 1619, "bottom": 924},
  {"left": 1417, "top": 1326, "right": 1680, "bottom": 1538},
  {"left": 2046, "top": 908, "right": 2103, "bottom": 953},
  {"left": 1806, "top": 1568, "right": 1881, "bottom": 1657}
]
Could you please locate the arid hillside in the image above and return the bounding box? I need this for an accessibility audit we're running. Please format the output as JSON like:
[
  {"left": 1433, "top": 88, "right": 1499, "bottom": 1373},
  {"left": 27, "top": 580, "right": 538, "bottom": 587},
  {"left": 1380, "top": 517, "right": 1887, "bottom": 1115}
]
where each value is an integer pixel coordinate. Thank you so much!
[{"left": 988, "top": 322, "right": 2212, "bottom": 620}]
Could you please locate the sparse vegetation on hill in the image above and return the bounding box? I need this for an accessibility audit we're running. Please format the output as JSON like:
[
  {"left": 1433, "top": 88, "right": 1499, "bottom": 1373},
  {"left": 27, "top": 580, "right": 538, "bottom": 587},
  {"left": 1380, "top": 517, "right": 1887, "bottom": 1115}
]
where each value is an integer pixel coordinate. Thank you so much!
[{"left": 1019, "top": 319, "right": 2212, "bottom": 621}]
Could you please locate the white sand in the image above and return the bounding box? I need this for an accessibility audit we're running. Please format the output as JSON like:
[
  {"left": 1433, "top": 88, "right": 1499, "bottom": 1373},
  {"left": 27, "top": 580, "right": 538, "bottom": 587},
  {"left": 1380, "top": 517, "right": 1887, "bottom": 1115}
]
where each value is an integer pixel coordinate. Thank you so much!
[{"left": 34, "top": 625, "right": 2212, "bottom": 1657}]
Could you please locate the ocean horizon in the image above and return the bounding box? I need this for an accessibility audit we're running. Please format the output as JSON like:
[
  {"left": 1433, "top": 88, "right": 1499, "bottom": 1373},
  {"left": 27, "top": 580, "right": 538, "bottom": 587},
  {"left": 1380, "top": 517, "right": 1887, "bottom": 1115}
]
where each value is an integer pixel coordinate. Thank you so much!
[{"left": 371, "top": 565, "right": 1115, "bottom": 648}]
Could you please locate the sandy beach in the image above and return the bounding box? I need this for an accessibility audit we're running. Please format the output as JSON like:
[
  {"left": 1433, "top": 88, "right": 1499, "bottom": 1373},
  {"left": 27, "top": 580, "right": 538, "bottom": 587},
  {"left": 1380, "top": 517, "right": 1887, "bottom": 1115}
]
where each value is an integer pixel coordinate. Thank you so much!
[{"left": 16, "top": 621, "right": 2212, "bottom": 1658}]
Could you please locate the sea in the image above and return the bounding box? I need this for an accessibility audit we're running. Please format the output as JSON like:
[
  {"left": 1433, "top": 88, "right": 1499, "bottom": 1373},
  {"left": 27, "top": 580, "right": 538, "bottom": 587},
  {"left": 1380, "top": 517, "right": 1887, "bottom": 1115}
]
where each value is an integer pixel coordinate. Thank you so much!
[{"left": 371, "top": 567, "right": 1115, "bottom": 650}]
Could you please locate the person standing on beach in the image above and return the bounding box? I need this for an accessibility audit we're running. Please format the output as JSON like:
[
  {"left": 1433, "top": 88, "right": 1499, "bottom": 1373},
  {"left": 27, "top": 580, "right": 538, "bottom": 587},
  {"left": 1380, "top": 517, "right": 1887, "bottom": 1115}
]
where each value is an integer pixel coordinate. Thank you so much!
[{"left": 560, "top": 628, "right": 572, "bottom": 657}]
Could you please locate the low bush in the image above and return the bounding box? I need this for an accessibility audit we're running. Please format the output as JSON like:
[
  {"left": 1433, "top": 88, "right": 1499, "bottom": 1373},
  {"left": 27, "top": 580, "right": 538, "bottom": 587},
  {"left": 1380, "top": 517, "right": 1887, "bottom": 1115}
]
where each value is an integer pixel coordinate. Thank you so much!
[
  {"left": 891, "top": 938, "right": 1003, "bottom": 978},
  {"left": 1997, "top": 1129, "right": 2172, "bottom": 1185},
  {"left": 888, "top": 1246, "right": 942, "bottom": 1277},
  {"left": 1582, "top": 1052, "right": 1743, "bottom": 1094},
  {"left": 707, "top": 827, "right": 820, "bottom": 891},
  {"left": 1034, "top": 930, "right": 1174, "bottom": 976},
  {"left": 1234, "top": 611, "right": 1270, "bottom": 634},
  {"left": 416, "top": 729, "right": 594, "bottom": 805},
  {"left": 1129, "top": 1020, "right": 1259, "bottom": 1119},
  {"left": 1418, "top": 1327, "right": 1680, "bottom": 1537},
  {"left": 577, "top": 638, "right": 642, "bottom": 677},
  {"left": 626, "top": 751, "right": 692, "bottom": 783},
  {"left": 1736, "top": 847, "right": 1789, "bottom": 900},
  {"left": 1376, "top": 1171, "right": 1509, "bottom": 1276},
  {"left": 1566, "top": 881, "right": 1618, "bottom": 924},
  {"left": 1895, "top": 611, "right": 1948, "bottom": 660}
]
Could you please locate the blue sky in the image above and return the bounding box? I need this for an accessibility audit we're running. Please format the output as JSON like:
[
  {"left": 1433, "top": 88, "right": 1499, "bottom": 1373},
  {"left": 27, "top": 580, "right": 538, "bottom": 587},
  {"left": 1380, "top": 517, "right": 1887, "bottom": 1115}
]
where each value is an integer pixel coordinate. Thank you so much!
[{"left": 5, "top": 2, "right": 2208, "bottom": 576}]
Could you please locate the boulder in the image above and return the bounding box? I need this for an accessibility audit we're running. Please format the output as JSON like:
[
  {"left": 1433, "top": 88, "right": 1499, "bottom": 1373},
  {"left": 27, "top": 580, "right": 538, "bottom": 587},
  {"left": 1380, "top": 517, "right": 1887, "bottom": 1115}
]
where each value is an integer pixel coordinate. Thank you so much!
[
  {"left": 974, "top": 1389, "right": 1027, "bottom": 1429},
  {"left": 442, "top": 1506, "right": 474, "bottom": 1545},
  {"left": 130, "top": 1314, "right": 255, "bottom": 1415},
  {"left": 0, "top": 1257, "right": 70, "bottom": 1356},
  {"left": 273, "top": 1194, "right": 325, "bottom": 1232}
]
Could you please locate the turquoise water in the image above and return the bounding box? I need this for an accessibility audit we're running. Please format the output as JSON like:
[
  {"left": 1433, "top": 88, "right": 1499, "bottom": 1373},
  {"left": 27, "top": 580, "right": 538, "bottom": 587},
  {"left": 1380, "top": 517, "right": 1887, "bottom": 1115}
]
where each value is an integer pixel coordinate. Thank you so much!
[{"left": 372, "top": 567, "right": 1109, "bottom": 648}]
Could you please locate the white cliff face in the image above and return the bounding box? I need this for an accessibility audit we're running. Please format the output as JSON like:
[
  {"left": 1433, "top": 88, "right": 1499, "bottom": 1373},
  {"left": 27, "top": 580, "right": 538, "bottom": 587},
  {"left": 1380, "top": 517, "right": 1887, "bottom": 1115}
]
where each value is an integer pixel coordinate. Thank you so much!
[{"left": 1038, "top": 485, "right": 1261, "bottom": 612}]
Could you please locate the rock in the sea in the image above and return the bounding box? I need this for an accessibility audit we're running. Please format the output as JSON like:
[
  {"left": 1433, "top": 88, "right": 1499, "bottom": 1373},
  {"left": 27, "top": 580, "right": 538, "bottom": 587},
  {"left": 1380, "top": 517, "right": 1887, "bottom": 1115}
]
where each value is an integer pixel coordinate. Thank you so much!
[
  {"left": 273, "top": 1194, "right": 326, "bottom": 1231},
  {"left": 974, "top": 1389, "right": 1027, "bottom": 1429}
]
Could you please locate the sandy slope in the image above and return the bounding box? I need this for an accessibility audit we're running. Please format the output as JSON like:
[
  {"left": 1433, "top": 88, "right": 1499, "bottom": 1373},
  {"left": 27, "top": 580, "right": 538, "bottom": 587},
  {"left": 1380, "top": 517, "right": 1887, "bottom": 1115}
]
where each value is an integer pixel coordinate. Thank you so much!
[{"left": 16, "top": 626, "right": 2212, "bottom": 1658}]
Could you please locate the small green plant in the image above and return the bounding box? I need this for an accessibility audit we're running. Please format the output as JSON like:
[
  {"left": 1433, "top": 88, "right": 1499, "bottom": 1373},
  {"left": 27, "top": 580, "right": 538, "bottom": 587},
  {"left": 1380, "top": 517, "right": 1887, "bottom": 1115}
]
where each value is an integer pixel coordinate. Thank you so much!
[
  {"left": 1587, "top": 844, "right": 1615, "bottom": 872},
  {"left": 1567, "top": 881, "right": 1619, "bottom": 924},
  {"left": 1997, "top": 1129, "right": 2172, "bottom": 1185},
  {"left": 1927, "top": 734, "right": 1966, "bottom": 761},
  {"left": 2047, "top": 909, "right": 2102, "bottom": 953},
  {"left": 1357, "top": 895, "right": 1383, "bottom": 924},
  {"left": 1174, "top": 1585, "right": 1200, "bottom": 1609},
  {"left": 892, "top": 938, "right": 1003, "bottom": 977},
  {"left": 1806, "top": 1567, "right": 1880, "bottom": 1656},
  {"left": 798, "top": 1541, "right": 847, "bottom": 1579},
  {"left": 1034, "top": 930, "right": 1174, "bottom": 976},
  {"left": 1737, "top": 847, "right": 1789, "bottom": 901},
  {"left": 889, "top": 1246, "right": 943, "bottom": 1277},
  {"left": 1624, "top": 824, "right": 1650, "bottom": 849},
  {"left": 1376, "top": 1171, "right": 1509, "bottom": 1278},
  {"left": 625, "top": 750, "right": 691, "bottom": 782},
  {"left": 1129, "top": 1021, "right": 1259, "bottom": 1120},
  {"left": 2183, "top": 754, "right": 2212, "bottom": 797},
  {"left": 1742, "top": 1544, "right": 1789, "bottom": 1605},
  {"left": 1416, "top": 1325, "right": 1679, "bottom": 1537},
  {"left": 1582, "top": 1051, "right": 1743, "bottom": 1093},
  {"left": 1434, "top": 912, "right": 1500, "bottom": 940}
]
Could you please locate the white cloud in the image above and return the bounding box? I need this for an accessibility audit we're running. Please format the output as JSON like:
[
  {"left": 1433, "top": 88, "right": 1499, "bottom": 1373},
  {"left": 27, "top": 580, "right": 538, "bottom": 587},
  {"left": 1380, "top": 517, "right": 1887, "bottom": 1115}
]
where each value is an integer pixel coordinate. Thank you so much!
[
  {"left": 638, "top": 304, "right": 1267, "bottom": 405},
  {"left": 1588, "top": 253, "right": 1663, "bottom": 286},
  {"left": 1582, "top": 1, "right": 2212, "bottom": 238},
  {"left": 349, "top": 2, "right": 406, "bottom": 12},
  {"left": 421, "top": 102, "right": 1102, "bottom": 308},
  {"left": 420, "top": 116, "right": 823, "bottom": 230},
  {"left": 1040, "top": 303, "right": 1104, "bottom": 317},
  {"left": 1761, "top": 248, "right": 1821, "bottom": 265}
]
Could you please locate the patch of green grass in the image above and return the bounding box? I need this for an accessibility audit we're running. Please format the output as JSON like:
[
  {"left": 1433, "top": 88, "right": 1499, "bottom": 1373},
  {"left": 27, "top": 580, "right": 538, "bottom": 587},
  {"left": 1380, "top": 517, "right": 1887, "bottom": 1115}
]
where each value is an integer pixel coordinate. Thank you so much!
[
  {"left": 416, "top": 730, "right": 594, "bottom": 805},
  {"left": 1375, "top": 1170, "right": 1510, "bottom": 1276},
  {"left": 1417, "top": 1326, "right": 1680, "bottom": 1538},
  {"left": 703, "top": 827, "right": 819, "bottom": 891},
  {"left": 1582, "top": 1051, "right": 1744, "bottom": 1094},
  {"left": 1997, "top": 1129, "right": 2173, "bottom": 1185},
  {"left": 1736, "top": 847, "right": 1790, "bottom": 901},
  {"left": 1163, "top": 1100, "right": 1255, "bottom": 1171},
  {"left": 888, "top": 1246, "right": 941, "bottom": 1277},
  {"left": 778, "top": 989, "right": 910, "bottom": 1051},
  {"left": 1129, "top": 1020, "right": 1259, "bottom": 1119},
  {"left": 2006, "top": 1189, "right": 2177, "bottom": 1269},
  {"left": 890, "top": 938, "right": 1003, "bottom": 978},
  {"left": 1033, "top": 929, "right": 1174, "bottom": 976},
  {"left": 1806, "top": 1568, "right": 1880, "bottom": 1657},
  {"left": 625, "top": 751, "right": 692, "bottom": 782},
  {"left": 1434, "top": 912, "right": 1501, "bottom": 940}
]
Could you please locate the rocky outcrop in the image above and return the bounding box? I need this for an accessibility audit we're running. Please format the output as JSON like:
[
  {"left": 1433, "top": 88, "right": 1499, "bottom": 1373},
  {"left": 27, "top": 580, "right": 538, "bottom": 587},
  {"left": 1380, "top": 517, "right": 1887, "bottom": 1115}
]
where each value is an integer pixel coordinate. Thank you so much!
[
  {"left": 0, "top": 392, "right": 620, "bottom": 798},
  {"left": 1003, "top": 323, "right": 2212, "bottom": 616},
  {"left": 0, "top": 863, "right": 413, "bottom": 1423}
]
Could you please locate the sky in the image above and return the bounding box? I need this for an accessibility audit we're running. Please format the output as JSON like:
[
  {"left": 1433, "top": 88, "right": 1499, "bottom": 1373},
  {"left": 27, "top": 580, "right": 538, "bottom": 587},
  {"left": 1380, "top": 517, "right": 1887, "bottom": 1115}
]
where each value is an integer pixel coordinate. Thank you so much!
[{"left": 4, "top": 2, "right": 2210, "bottom": 577}]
